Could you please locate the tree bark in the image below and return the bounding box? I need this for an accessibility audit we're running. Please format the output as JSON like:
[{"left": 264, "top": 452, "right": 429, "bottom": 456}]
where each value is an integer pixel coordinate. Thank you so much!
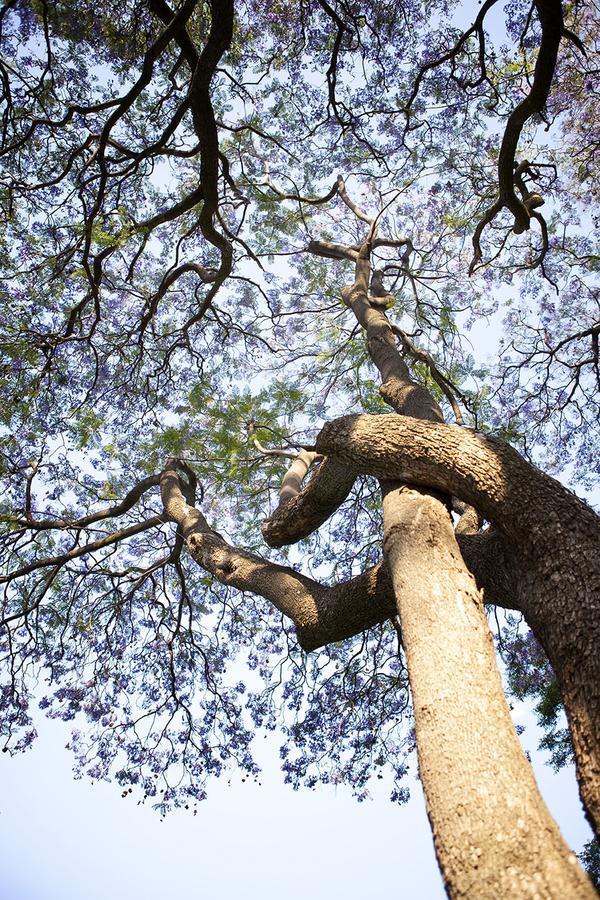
[
  {"left": 382, "top": 482, "right": 596, "bottom": 898},
  {"left": 317, "top": 411, "right": 600, "bottom": 837},
  {"left": 263, "top": 456, "right": 357, "bottom": 547},
  {"left": 297, "top": 231, "right": 597, "bottom": 890},
  {"left": 160, "top": 461, "right": 401, "bottom": 650}
]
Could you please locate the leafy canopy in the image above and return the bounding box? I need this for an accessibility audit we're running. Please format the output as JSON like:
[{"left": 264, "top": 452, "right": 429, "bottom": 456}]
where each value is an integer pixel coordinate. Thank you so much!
[{"left": 0, "top": 0, "right": 598, "bottom": 813}]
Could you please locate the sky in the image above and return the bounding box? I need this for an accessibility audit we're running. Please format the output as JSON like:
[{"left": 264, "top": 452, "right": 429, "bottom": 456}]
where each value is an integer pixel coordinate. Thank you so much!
[{"left": 0, "top": 697, "right": 594, "bottom": 900}]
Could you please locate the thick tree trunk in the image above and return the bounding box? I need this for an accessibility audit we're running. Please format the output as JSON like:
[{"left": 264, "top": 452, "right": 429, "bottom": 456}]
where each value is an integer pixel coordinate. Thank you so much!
[
  {"left": 382, "top": 482, "right": 596, "bottom": 898},
  {"left": 336, "top": 244, "right": 597, "bottom": 888},
  {"left": 317, "top": 411, "right": 600, "bottom": 837},
  {"left": 519, "top": 557, "right": 600, "bottom": 840}
]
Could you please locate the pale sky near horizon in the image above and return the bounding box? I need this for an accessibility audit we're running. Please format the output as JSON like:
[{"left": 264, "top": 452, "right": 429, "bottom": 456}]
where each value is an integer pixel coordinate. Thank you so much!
[{"left": 0, "top": 696, "right": 594, "bottom": 900}]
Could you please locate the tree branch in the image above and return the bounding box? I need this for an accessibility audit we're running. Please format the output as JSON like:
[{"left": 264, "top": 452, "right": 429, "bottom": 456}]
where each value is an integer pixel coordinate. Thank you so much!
[
  {"left": 470, "top": 0, "right": 563, "bottom": 268},
  {"left": 315, "top": 413, "right": 600, "bottom": 553}
]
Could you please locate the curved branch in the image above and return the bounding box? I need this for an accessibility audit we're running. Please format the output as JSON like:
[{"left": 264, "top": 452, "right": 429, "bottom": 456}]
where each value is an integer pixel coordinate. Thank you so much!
[
  {"left": 470, "top": 0, "right": 563, "bottom": 267},
  {"left": 160, "top": 459, "right": 386, "bottom": 648},
  {"left": 262, "top": 456, "right": 357, "bottom": 547},
  {"left": 148, "top": 0, "right": 199, "bottom": 68},
  {"left": 189, "top": 0, "right": 233, "bottom": 218},
  {"left": 402, "top": 0, "right": 500, "bottom": 117},
  {"left": 317, "top": 0, "right": 351, "bottom": 128},
  {"left": 261, "top": 173, "right": 341, "bottom": 205},
  {"left": 160, "top": 461, "right": 523, "bottom": 652},
  {"left": 336, "top": 175, "right": 374, "bottom": 224},
  {"left": 315, "top": 413, "right": 600, "bottom": 552},
  {"left": 139, "top": 262, "right": 218, "bottom": 336},
  {"left": 339, "top": 245, "right": 444, "bottom": 422},
  {"left": 148, "top": 0, "right": 234, "bottom": 284},
  {"left": 498, "top": 0, "right": 562, "bottom": 226},
  {"left": 136, "top": 185, "right": 205, "bottom": 233},
  {"left": 315, "top": 414, "right": 600, "bottom": 833}
]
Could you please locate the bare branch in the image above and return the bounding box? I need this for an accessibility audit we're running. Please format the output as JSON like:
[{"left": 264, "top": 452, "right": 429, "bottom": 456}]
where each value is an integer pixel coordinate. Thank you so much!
[{"left": 470, "top": 0, "right": 563, "bottom": 267}]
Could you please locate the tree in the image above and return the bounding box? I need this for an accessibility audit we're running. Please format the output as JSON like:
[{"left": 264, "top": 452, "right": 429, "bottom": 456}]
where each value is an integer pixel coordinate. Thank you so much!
[{"left": 0, "top": 0, "right": 598, "bottom": 896}]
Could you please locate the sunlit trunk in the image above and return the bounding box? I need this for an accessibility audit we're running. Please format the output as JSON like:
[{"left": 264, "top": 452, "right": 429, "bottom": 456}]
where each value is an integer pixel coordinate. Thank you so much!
[{"left": 382, "top": 482, "right": 595, "bottom": 898}]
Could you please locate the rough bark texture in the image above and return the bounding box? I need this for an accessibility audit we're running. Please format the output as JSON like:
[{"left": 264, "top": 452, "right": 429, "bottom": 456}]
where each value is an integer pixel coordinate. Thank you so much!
[
  {"left": 382, "top": 483, "right": 596, "bottom": 899},
  {"left": 519, "top": 563, "right": 600, "bottom": 841},
  {"left": 456, "top": 527, "right": 519, "bottom": 611},
  {"left": 162, "top": 466, "right": 523, "bottom": 658},
  {"left": 160, "top": 463, "right": 398, "bottom": 650},
  {"left": 162, "top": 221, "right": 597, "bottom": 895},
  {"left": 297, "top": 561, "right": 395, "bottom": 651},
  {"left": 262, "top": 456, "right": 357, "bottom": 547},
  {"left": 341, "top": 276, "right": 444, "bottom": 422},
  {"left": 315, "top": 413, "right": 600, "bottom": 549},
  {"left": 317, "top": 412, "right": 600, "bottom": 836}
]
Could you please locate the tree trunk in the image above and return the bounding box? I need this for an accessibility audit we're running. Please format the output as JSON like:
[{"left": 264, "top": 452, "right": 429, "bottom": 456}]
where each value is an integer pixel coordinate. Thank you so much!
[
  {"left": 382, "top": 482, "right": 596, "bottom": 898},
  {"left": 519, "top": 553, "right": 600, "bottom": 840},
  {"left": 316, "top": 411, "right": 600, "bottom": 838}
]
